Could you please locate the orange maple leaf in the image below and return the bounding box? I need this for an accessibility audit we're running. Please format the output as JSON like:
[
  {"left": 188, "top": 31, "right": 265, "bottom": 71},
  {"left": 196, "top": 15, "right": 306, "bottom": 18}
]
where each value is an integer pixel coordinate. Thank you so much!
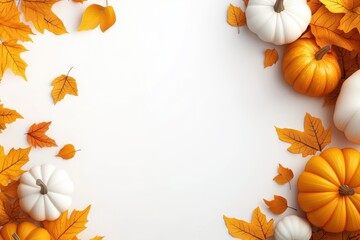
[
  {"left": 307, "top": 0, "right": 322, "bottom": 14},
  {"left": 0, "top": 180, "right": 19, "bottom": 199},
  {"left": 43, "top": 205, "right": 91, "bottom": 240},
  {"left": 320, "top": 0, "right": 360, "bottom": 33},
  {"left": 0, "top": 104, "right": 23, "bottom": 133},
  {"left": 264, "top": 49, "right": 278, "bottom": 68},
  {"left": 21, "top": 0, "right": 67, "bottom": 35},
  {"left": 275, "top": 113, "right": 331, "bottom": 157},
  {"left": 56, "top": 144, "right": 78, "bottom": 160},
  {"left": 78, "top": 4, "right": 116, "bottom": 32},
  {"left": 0, "top": 147, "right": 31, "bottom": 187},
  {"left": 26, "top": 122, "right": 57, "bottom": 148},
  {"left": 0, "top": 198, "right": 29, "bottom": 225},
  {"left": 224, "top": 207, "right": 274, "bottom": 240},
  {"left": 310, "top": 6, "right": 360, "bottom": 52},
  {"left": 312, "top": 230, "right": 360, "bottom": 239},
  {"left": 227, "top": 4, "right": 246, "bottom": 33},
  {"left": 0, "top": 40, "right": 28, "bottom": 80},
  {"left": 51, "top": 68, "right": 78, "bottom": 104},
  {"left": 273, "top": 163, "right": 294, "bottom": 189},
  {"left": 263, "top": 195, "right": 295, "bottom": 215}
]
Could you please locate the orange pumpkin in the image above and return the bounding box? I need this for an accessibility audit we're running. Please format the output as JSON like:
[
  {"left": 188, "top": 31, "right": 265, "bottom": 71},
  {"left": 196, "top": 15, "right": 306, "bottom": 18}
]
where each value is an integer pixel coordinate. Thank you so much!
[
  {"left": 282, "top": 39, "right": 341, "bottom": 97},
  {"left": 298, "top": 148, "right": 360, "bottom": 232},
  {"left": 0, "top": 222, "right": 50, "bottom": 240}
]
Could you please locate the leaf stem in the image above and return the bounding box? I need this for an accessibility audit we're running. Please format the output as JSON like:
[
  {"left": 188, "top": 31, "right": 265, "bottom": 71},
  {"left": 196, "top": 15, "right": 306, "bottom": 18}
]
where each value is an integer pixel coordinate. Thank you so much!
[
  {"left": 288, "top": 206, "right": 297, "bottom": 211},
  {"left": 67, "top": 67, "right": 74, "bottom": 77},
  {"left": 106, "top": 0, "right": 108, "bottom": 6}
]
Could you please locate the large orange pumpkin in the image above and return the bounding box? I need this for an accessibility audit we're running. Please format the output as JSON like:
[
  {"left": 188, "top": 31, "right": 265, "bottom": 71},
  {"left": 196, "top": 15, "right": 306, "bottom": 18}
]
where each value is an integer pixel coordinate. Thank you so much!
[
  {"left": 0, "top": 222, "right": 50, "bottom": 240},
  {"left": 298, "top": 148, "right": 360, "bottom": 232},
  {"left": 282, "top": 39, "right": 341, "bottom": 97}
]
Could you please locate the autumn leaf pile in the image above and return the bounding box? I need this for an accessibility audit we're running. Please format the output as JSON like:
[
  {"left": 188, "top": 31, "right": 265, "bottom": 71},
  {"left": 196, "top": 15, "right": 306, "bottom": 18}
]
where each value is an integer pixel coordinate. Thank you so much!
[
  {"left": 224, "top": 0, "right": 360, "bottom": 238},
  {"left": 0, "top": 0, "right": 116, "bottom": 239}
]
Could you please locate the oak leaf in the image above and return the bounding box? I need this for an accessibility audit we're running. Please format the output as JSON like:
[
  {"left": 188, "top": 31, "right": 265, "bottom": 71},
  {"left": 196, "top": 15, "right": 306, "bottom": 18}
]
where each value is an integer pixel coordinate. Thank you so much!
[
  {"left": 320, "top": 0, "right": 360, "bottom": 33},
  {"left": 0, "top": 1, "right": 33, "bottom": 42},
  {"left": 0, "top": 147, "right": 31, "bottom": 187},
  {"left": 52, "top": 68, "right": 78, "bottom": 104},
  {"left": 310, "top": 6, "right": 360, "bottom": 52},
  {"left": 43, "top": 205, "right": 91, "bottom": 240},
  {"left": 224, "top": 207, "right": 274, "bottom": 240},
  {"left": 273, "top": 163, "right": 294, "bottom": 189},
  {"left": 0, "top": 104, "right": 23, "bottom": 133},
  {"left": 312, "top": 230, "right": 360, "bottom": 239},
  {"left": 227, "top": 4, "right": 246, "bottom": 33},
  {"left": 275, "top": 113, "right": 331, "bottom": 157},
  {"left": 26, "top": 122, "right": 57, "bottom": 148},
  {"left": 263, "top": 195, "right": 294, "bottom": 215},
  {"left": 21, "top": 0, "right": 67, "bottom": 35},
  {"left": 78, "top": 4, "right": 116, "bottom": 32},
  {"left": 56, "top": 144, "right": 78, "bottom": 160},
  {"left": 0, "top": 40, "right": 28, "bottom": 80},
  {"left": 264, "top": 49, "right": 278, "bottom": 68}
]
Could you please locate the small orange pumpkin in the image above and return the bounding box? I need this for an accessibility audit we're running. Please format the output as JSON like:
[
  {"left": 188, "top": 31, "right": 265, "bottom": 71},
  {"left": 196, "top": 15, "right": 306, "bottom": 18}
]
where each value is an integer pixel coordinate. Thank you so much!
[
  {"left": 298, "top": 148, "right": 360, "bottom": 232},
  {"left": 282, "top": 39, "right": 341, "bottom": 97},
  {"left": 0, "top": 222, "right": 50, "bottom": 240}
]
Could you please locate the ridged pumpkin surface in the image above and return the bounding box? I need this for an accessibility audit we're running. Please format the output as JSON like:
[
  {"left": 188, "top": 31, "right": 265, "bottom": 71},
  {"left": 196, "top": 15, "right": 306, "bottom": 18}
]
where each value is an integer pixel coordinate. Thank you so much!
[
  {"left": 298, "top": 148, "right": 360, "bottom": 232},
  {"left": 0, "top": 222, "right": 50, "bottom": 240}
]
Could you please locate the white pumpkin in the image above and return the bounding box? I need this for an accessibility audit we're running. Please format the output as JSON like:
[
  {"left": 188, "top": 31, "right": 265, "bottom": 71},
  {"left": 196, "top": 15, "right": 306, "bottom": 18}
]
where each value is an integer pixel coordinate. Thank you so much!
[
  {"left": 18, "top": 164, "right": 74, "bottom": 221},
  {"left": 245, "top": 0, "right": 311, "bottom": 45},
  {"left": 275, "top": 215, "right": 312, "bottom": 240},
  {"left": 334, "top": 70, "right": 360, "bottom": 144}
]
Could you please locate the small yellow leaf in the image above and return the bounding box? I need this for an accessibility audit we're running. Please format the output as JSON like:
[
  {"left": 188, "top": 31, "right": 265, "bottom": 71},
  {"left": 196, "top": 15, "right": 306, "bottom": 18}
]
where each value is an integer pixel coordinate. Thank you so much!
[
  {"left": 26, "top": 122, "right": 57, "bottom": 148},
  {"left": 51, "top": 68, "right": 78, "bottom": 104},
  {"left": 264, "top": 49, "right": 279, "bottom": 68},
  {"left": 0, "top": 104, "right": 23, "bottom": 133},
  {"left": 78, "top": 4, "right": 116, "bottom": 32},
  {"left": 273, "top": 163, "right": 294, "bottom": 189},
  {"left": 227, "top": 4, "right": 246, "bottom": 32},
  {"left": 56, "top": 144, "right": 78, "bottom": 160},
  {"left": 0, "top": 40, "right": 27, "bottom": 80}
]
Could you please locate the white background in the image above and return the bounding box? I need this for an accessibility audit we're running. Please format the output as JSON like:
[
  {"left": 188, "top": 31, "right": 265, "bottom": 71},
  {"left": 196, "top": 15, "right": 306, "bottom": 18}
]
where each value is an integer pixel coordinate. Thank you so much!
[{"left": 0, "top": 0, "right": 358, "bottom": 239}]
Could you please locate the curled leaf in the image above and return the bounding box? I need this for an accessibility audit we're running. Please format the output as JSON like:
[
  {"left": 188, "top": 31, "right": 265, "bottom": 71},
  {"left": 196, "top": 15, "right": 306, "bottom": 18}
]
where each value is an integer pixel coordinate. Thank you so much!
[
  {"left": 78, "top": 4, "right": 116, "bottom": 32},
  {"left": 264, "top": 49, "right": 278, "bottom": 68}
]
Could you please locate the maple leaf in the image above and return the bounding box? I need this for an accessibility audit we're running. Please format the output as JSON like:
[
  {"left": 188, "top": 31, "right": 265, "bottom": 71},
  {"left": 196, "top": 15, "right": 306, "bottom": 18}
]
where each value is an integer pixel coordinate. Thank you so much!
[
  {"left": 263, "top": 195, "right": 296, "bottom": 215},
  {"left": 273, "top": 163, "right": 294, "bottom": 189},
  {"left": 312, "top": 230, "right": 360, "bottom": 239},
  {"left": 320, "top": 0, "right": 360, "bottom": 33},
  {"left": 310, "top": 6, "right": 360, "bottom": 52},
  {"left": 0, "top": 147, "right": 31, "bottom": 187},
  {"left": 21, "top": 0, "right": 67, "bottom": 35},
  {"left": 56, "top": 144, "right": 78, "bottom": 160},
  {"left": 0, "top": 40, "right": 28, "bottom": 80},
  {"left": 0, "top": 180, "right": 19, "bottom": 199},
  {"left": 43, "top": 205, "right": 91, "bottom": 240},
  {"left": 52, "top": 68, "right": 78, "bottom": 104},
  {"left": 0, "top": 104, "right": 23, "bottom": 133},
  {"left": 78, "top": 4, "right": 116, "bottom": 32},
  {"left": 0, "top": 1, "right": 33, "bottom": 42},
  {"left": 227, "top": 4, "right": 246, "bottom": 33},
  {"left": 307, "top": 0, "right": 322, "bottom": 14},
  {"left": 26, "top": 122, "right": 57, "bottom": 148},
  {"left": 264, "top": 49, "right": 278, "bottom": 68},
  {"left": 275, "top": 113, "right": 331, "bottom": 157},
  {"left": 224, "top": 207, "right": 274, "bottom": 240},
  {"left": 0, "top": 198, "right": 29, "bottom": 225}
]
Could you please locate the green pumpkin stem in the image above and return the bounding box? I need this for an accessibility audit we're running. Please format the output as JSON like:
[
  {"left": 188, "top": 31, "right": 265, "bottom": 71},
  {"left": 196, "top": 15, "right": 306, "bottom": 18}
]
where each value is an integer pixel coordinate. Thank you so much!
[
  {"left": 339, "top": 185, "right": 355, "bottom": 196},
  {"left": 36, "top": 179, "right": 48, "bottom": 195},
  {"left": 12, "top": 233, "right": 20, "bottom": 240},
  {"left": 274, "top": 0, "right": 285, "bottom": 13},
  {"left": 315, "top": 45, "right": 331, "bottom": 60}
]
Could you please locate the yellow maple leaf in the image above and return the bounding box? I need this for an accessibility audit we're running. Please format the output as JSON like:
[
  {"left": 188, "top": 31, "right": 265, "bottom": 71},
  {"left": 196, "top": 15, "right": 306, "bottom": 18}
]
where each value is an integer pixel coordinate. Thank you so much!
[
  {"left": 26, "top": 122, "right": 58, "bottom": 148},
  {"left": 43, "top": 205, "right": 91, "bottom": 240},
  {"left": 0, "top": 40, "right": 28, "bottom": 80},
  {"left": 320, "top": 0, "right": 360, "bottom": 33},
  {"left": 275, "top": 113, "right": 331, "bottom": 157},
  {"left": 51, "top": 68, "right": 78, "bottom": 104},
  {"left": 310, "top": 6, "right": 360, "bottom": 52},
  {"left": 227, "top": 4, "right": 246, "bottom": 33},
  {"left": 78, "top": 4, "right": 116, "bottom": 32},
  {"left": 0, "top": 104, "right": 23, "bottom": 133},
  {"left": 0, "top": 147, "right": 31, "bottom": 187},
  {"left": 224, "top": 207, "right": 274, "bottom": 240},
  {"left": 264, "top": 49, "right": 278, "bottom": 68},
  {"left": 21, "top": 0, "right": 67, "bottom": 35},
  {"left": 0, "top": 1, "right": 33, "bottom": 42}
]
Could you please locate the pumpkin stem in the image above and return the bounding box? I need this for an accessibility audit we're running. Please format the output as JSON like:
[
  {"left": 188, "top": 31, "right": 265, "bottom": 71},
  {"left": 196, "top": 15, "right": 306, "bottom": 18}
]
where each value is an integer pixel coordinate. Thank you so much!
[
  {"left": 315, "top": 45, "right": 331, "bottom": 60},
  {"left": 274, "top": 0, "right": 284, "bottom": 13},
  {"left": 339, "top": 185, "right": 355, "bottom": 196},
  {"left": 36, "top": 179, "right": 48, "bottom": 195},
  {"left": 12, "top": 233, "right": 20, "bottom": 240}
]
